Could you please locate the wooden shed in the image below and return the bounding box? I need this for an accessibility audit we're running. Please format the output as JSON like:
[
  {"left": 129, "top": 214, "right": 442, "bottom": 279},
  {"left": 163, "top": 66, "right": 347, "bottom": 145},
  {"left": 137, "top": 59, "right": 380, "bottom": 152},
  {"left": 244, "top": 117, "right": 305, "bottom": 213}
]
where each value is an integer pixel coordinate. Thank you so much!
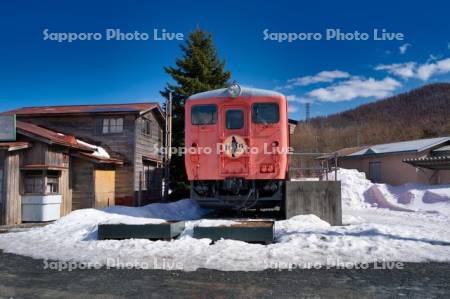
[{"left": 0, "top": 121, "right": 122, "bottom": 225}]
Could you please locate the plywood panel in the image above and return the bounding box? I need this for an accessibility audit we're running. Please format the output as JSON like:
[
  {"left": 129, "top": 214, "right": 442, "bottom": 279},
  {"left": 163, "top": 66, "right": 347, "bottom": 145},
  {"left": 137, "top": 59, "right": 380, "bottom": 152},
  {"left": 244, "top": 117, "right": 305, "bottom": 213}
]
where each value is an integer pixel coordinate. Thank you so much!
[{"left": 94, "top": 170, "right": 115, "bottom": 208}]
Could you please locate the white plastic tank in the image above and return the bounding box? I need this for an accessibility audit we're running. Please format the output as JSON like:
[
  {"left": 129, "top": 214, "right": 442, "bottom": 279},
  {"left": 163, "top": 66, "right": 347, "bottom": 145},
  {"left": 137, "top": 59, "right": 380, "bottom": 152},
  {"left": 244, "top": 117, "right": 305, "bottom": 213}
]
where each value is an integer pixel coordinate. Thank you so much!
[{"left": 21, "top": 195, "right": 61, "bottom": 222}]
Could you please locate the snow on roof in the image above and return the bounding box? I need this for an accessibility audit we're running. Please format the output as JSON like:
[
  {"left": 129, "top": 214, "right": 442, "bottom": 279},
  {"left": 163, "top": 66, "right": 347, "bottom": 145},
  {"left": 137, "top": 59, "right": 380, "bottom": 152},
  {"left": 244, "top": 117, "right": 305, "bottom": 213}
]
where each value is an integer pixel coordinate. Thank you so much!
[
  {"left": 76, "top": 140, "right": 110, "bottom": 159},
  {"left": 188, "top": 87, "right": 285, "bottom": 100},
  {"left": 349, "top": 136, "right": 450, "bottom": 157}
]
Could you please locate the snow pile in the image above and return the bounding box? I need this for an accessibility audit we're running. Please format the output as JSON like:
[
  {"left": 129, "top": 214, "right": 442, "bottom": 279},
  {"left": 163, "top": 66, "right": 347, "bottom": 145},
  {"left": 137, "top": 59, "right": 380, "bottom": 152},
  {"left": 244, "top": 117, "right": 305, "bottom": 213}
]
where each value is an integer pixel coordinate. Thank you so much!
[
  {"left": 335, "top": 168, "right": 450, "bottom": 214},
  {"left": 77, "top": 139, "right": 111, "bottom": 159},
  {"left": 0, "top": 170, "right": 449, "bottom": 271}
]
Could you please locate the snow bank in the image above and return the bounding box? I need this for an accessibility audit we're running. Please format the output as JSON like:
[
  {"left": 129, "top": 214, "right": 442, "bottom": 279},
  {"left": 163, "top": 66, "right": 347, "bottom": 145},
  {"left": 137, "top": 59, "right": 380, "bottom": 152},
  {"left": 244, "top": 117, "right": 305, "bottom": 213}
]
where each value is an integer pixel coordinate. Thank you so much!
[
  {"left": 0, "top": 170, "right": 449, "bottom": 271},
  {"left": 336, "top": 168, "right": 450, "bottom": 214}
]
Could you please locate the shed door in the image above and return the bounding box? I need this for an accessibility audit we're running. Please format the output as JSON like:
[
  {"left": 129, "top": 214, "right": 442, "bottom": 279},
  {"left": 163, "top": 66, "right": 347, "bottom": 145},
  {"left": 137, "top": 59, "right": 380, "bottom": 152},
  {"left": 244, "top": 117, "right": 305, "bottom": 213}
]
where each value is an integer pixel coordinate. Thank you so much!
[
  {"left": 94, "top": 170, "right": 115, "bottom": 208},
  {"left": 369, "top": 162, "right": 381, "bottom": 183}
]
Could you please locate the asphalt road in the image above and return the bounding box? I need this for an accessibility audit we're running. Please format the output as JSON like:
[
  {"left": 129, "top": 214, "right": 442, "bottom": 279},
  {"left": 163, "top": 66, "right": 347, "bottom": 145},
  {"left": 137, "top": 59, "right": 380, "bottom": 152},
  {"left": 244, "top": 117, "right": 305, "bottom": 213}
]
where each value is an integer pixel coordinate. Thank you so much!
[{"left": 0, "top": 251, "right": 449, "bottom": 299}]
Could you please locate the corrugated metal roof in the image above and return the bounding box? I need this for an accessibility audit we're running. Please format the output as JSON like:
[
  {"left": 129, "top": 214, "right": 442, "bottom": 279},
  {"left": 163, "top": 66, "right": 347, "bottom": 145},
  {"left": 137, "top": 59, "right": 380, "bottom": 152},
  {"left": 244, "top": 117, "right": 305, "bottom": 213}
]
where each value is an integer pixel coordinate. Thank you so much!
[
  {"left": 349, "top": 137, "right": 450, "bottom": 157},
  {"left": 6, "top": 103, "right": 158, "bottom": 116},
  {"left": 188, "top": 87, "right": 285, "bottom": 100},
  {"left": 317, "top": 145, "right": 370, "bottom": 159},
  {"left": 0, "top": 142, "right": 30, "bottom": 151},
  {"left": 434, "top": 145, "right": 450, "bottom": 152},
  {"left": 16, "top": 121, "right": 93, "bottom": 151}
]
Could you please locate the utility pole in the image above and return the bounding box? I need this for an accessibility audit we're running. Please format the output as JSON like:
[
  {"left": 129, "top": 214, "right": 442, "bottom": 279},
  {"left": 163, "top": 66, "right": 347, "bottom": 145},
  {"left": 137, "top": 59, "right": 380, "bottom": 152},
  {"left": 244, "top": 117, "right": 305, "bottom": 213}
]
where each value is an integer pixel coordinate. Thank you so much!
[
  {"left": 162, "top": 92, "right": 172, "bottom": 201},
  {"left": 305, "top": 102, "right": 310, "bottom": 122}
]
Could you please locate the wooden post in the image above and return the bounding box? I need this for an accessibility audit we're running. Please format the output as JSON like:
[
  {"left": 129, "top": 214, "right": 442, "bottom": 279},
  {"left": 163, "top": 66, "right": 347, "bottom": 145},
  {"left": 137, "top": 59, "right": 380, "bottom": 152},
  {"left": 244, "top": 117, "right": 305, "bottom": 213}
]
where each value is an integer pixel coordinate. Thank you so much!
[
  {"left": 162, "top": 92, "right": 172, "bottom": 201},
  {"left": 138, "top": 171, "right": 142, "bottom": 207},
  {"left": 334, "top": 154, "right": 338, "bottom": 181}
]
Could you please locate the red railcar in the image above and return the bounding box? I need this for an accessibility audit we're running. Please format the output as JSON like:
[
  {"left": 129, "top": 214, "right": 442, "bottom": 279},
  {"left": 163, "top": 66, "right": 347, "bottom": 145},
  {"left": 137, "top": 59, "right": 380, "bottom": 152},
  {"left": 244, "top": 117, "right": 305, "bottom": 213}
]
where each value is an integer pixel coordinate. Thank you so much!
[{"left": 185, "top": 84, "right": 290, "bottom": 210}]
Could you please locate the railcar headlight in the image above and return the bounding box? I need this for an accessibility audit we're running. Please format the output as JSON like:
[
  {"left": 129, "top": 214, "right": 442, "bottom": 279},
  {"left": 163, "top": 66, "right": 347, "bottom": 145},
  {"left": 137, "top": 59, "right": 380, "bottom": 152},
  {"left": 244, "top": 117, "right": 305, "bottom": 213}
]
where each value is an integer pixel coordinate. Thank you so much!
[{"left": 227, "top": 82, "right": 241, "bottom": 98}]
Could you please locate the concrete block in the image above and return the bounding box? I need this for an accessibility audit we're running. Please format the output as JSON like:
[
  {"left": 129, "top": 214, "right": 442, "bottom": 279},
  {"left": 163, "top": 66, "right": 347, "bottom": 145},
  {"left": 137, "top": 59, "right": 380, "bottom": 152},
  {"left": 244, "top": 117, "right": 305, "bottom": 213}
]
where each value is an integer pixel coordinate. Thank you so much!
[
  {"left": 97, "top": 221, "right": 185, "bottom": 240},
  {"left": 285, "top": 181, "right": 342, "bottom": 225},
  {"left": 193, "top": 221, "right": 274, "bottom": 244}
]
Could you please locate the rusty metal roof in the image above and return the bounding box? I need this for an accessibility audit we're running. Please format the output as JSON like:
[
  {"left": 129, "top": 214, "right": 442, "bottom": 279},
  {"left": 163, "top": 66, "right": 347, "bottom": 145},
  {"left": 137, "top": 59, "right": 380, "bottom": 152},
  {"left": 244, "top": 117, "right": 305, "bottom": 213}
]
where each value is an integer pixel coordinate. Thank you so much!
[
  {"left": 0, "top": 141, "right": 30, "bottom": 151},
  {"left": 6, "top": 103, "right": 159, "bottom": 116},
  {"left": 16, "top": 121, "right": 93, "bottom": 151}
]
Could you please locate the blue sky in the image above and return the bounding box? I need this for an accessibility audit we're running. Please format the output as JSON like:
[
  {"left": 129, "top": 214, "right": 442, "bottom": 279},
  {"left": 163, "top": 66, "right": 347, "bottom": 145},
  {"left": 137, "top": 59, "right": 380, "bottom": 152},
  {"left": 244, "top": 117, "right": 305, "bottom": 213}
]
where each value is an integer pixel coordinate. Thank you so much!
[{"left": 1, "top": 0, "right": 449, "bottom": 120}]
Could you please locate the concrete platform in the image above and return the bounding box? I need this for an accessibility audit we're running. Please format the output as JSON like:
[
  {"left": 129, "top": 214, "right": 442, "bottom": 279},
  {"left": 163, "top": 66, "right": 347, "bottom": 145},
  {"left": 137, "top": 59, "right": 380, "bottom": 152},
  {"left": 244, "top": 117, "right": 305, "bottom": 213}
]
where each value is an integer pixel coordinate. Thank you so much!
[
  {"left": 97, "top": 221, "right": 185, "bottom": 240},
  {"left": 193, "top": 220, "right": 274, "bottom": 244}
]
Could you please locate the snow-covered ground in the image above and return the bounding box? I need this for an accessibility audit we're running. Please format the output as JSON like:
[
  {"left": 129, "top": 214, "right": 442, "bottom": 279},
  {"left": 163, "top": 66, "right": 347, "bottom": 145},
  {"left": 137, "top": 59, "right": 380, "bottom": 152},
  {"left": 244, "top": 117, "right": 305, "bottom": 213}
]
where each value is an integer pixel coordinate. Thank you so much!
[{"left": 0, "top": 169, "right": 449, "bottom": 271}]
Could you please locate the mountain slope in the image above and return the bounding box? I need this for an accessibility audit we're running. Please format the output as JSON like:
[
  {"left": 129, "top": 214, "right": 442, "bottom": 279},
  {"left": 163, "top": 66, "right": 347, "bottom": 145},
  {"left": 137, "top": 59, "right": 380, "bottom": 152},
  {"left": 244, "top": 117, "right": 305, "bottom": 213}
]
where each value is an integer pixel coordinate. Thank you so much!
[{"left": 292, "top": 83, "right": 450, "bottom": 152}]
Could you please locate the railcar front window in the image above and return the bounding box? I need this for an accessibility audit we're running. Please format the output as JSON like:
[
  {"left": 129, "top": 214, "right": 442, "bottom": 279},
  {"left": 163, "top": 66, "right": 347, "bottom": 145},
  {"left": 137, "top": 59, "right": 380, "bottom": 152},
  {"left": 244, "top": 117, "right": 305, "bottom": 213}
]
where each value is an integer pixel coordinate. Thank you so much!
[
  {"left": 226, "top": 109, "right": 244, "bottom": 129},
  {"left": 191, "top": 105, "right": 217, "bottom": 125},
  {"left": 252, "top": 103, "right": 279, "bottom": 124}
]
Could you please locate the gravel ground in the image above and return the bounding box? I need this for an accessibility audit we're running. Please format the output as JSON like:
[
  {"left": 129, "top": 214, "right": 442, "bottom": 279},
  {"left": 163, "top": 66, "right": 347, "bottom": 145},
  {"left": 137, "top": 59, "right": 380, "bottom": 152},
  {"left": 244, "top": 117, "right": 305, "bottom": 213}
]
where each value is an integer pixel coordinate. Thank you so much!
[{"left": 0, "top": 251, "right": 449, "bottom": 298}]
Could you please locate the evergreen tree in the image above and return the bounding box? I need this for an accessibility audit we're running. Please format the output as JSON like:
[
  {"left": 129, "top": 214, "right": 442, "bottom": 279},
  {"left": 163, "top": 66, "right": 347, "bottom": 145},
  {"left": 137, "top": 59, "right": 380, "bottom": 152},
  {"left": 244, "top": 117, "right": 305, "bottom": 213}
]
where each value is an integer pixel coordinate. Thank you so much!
[{"left": 161, "top": 29, "right": 231, "bottom": 199}]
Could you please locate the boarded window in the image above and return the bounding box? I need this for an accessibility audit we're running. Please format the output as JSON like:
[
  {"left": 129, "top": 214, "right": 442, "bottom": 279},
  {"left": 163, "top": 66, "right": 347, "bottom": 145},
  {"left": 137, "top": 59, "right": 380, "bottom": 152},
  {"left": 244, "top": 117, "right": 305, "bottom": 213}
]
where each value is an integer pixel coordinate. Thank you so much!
[
  {"left": 191, "top": 105, "right": 217, "bottom": 125},
  {"left": 102, "top": 118, "right": 123, "bottom": 134},
  {"left": 252, "top": 103, "right": 279, "bottom": 124}
]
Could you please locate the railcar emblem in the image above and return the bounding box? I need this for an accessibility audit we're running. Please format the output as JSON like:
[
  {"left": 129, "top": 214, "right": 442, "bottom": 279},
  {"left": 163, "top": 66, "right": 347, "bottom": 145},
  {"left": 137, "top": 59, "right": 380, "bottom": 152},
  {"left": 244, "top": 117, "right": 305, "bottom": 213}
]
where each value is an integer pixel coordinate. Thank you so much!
[{"left": 223, "top": 135, "right": 247, "bottom": 159}]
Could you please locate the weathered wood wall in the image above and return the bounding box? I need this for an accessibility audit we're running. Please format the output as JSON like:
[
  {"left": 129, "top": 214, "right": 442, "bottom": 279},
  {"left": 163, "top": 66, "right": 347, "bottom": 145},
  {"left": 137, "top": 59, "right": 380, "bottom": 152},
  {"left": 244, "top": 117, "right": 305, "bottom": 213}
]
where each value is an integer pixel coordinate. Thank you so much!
[
  {"left": 0, "top": 150, "right": 5, "bottom": 224},
  {"left": 21, "top": 115, "right": 137, "bottom": 199},
  {"left": 60, "top": 169, "right": 72, "bottom": 216},
  {"left": 135, "top": 111, "right": 163, "bottom": 200},
  {"left": 71, "top": 157, "right": 94, "bottom": 210},
  {"left": 3, "top": 152, "right": 21, "bottom": 225}
]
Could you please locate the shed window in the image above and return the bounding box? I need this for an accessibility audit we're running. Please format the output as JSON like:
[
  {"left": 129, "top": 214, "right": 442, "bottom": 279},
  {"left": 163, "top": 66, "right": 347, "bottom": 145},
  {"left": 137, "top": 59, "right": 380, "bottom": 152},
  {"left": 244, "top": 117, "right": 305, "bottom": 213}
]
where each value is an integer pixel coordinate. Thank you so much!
[
  {"left": 252, "top": 103, "right": 279, "bottom": 124},
  {"left": 191, "top": 105, "right": 217, "bottom": 125},
  {"left": 226, "top": 109, "right": 244, "bottom": 130},
  {"left": 23, "top": 170, "right": 60, "bottom": 195},
  {"left": 142, "top": 119, "right": 151, "bottom": 135},
  {"left": 102, "top": 118, "right": 123, "bottom": 134},
  {"left": 46, "top": 176, "right": 59, "bottom": 194},
  {"left": 24, "top": 171, "right": 44, "bottom": 194}
]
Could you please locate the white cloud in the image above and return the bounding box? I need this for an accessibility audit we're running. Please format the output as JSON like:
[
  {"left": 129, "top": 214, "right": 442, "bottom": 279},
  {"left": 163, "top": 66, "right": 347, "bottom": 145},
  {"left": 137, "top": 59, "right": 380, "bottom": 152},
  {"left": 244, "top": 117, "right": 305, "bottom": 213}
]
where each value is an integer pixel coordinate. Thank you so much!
[
  {"left": 280, "top": 70, "right": 350, "bottom": 89},
  {"left": 286, "top": 95, "right": 313, "bottom": 104},
  {"left": 375, "top": 57, "right": 450, "bottom": 81},
  {"left": 307, "top": 77, "right": 401, "bottom": 102},
  {"left": 375, "top": 62, "right": 416, "bottom": 79},
  {"left": 288, "top": 105, "right": 299, "bottom": 113},
  {"left": 399, "top": 43, "right": 411, "bottom": 54}
]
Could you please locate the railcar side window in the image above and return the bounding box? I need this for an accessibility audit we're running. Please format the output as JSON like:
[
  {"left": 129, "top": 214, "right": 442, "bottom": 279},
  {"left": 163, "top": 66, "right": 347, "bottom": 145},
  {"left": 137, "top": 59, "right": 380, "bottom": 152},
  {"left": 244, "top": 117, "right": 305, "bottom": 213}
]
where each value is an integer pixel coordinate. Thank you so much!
[
  {"left": 226, "top": 109, "right": 244, "bottom": 129},
  {"left": 191, "top": 105, "right": 217, "bottom": 125},
  {"left": 252, "top": 103, "right": 279, "bottom": 124}
]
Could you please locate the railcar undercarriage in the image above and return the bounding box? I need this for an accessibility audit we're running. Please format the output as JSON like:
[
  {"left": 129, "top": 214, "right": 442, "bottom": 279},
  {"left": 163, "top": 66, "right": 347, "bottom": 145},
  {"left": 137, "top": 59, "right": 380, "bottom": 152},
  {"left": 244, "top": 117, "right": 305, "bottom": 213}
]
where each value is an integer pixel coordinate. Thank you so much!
[{"left": 191, "top": 178, "right": 284, "bottom": 210}]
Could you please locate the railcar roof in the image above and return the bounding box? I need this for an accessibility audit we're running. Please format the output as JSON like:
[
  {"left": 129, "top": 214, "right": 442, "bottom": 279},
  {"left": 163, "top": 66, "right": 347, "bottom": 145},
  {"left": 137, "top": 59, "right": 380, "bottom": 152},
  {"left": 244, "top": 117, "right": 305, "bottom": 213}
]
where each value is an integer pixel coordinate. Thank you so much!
[{"left": 188, "top": 87, "right": 285, "bottom": 100}]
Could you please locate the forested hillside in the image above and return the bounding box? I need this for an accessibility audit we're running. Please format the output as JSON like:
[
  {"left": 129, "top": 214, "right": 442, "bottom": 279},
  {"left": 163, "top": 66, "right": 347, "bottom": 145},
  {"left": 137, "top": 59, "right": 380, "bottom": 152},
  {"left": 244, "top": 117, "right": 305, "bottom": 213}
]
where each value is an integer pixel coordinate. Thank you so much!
[{"left": 291, "top": 83, "right": 450, "bottom": 153}]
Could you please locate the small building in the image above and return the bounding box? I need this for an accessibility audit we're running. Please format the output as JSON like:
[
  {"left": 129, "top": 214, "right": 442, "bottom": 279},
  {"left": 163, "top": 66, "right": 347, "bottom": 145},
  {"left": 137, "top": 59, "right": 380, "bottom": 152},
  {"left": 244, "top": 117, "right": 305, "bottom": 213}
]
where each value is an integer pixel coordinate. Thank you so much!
[
  {"left": 336, "top": 137, "right": 450, "bottom": 185},
  {"left": 0, "top": 121, "right": 122, "bottom": 225},
  {"left": 6, "top": 103, "right": 165, "bottom": 206}
]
